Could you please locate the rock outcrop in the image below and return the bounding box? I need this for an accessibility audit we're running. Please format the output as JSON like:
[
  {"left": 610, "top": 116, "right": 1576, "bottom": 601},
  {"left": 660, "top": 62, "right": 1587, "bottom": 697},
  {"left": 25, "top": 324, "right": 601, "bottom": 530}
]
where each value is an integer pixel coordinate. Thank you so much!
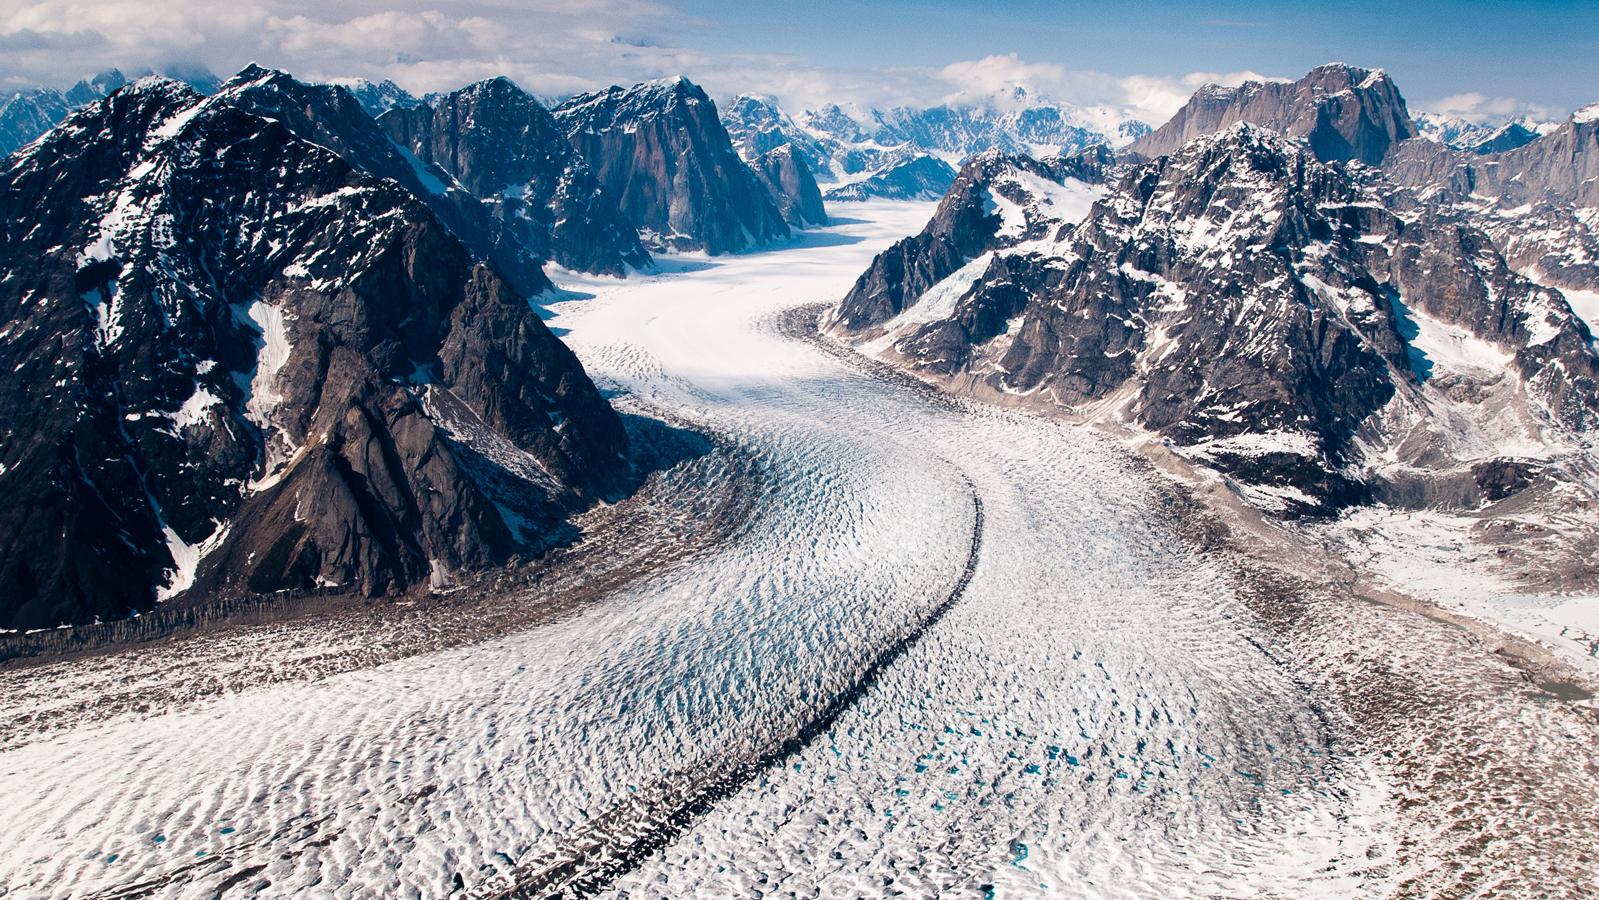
[
  {"left": 381, "top": 77, "right": 651, "bottom": 275},
  {"left": 751, "top": 145, "right": 827, "bottom": 227},
  {"left": 831, "top": 146, "right": 1112, "bottom": 331},
  {"left": 1130, "top": 63, "right": 1416, "bottom": 166},
  {"left": 553, "top": 77, "right": 789, "bottom": 254}
]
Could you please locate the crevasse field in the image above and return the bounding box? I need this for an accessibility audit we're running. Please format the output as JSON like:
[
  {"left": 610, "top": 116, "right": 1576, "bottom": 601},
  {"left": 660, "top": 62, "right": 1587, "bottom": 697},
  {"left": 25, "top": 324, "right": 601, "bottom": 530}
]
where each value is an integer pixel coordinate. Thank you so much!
[{"left": 1, "top": 201, "right": 1594, "bottom": 898}]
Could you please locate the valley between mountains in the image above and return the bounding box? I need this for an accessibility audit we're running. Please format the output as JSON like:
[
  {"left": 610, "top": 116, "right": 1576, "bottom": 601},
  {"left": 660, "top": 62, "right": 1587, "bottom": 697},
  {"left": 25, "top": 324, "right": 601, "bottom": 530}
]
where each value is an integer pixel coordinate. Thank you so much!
[
  {"left": 1, "top": 202, "right": 1594, "bottom": 899},
  {"left": 2, "top": 42, "right": 1599, "bottom": 899}
]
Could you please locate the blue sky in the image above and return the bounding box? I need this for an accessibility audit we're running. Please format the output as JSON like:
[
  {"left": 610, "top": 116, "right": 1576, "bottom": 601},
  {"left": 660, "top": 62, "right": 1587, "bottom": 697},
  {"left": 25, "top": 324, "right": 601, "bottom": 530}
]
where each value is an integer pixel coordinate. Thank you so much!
[
  {"left": 2, "top": 0, "right": 1594, "bottom": 122},
  {"left": 673, "top": 0, "right": 1599, "bottom": 112}
]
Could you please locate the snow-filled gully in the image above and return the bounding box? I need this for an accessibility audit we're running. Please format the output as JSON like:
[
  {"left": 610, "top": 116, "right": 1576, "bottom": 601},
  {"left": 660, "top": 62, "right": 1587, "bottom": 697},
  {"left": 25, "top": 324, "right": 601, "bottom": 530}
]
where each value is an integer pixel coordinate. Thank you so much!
[{"left": 2, "top": 201, "right": 1596, "bottom": 899}]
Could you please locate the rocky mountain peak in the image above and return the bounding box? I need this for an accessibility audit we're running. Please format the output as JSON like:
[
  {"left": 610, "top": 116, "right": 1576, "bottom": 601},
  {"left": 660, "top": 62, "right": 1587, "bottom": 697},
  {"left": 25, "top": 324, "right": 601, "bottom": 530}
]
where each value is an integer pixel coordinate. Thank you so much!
[
  {"left": 553, "top": 76, "right": 789, "bottom": 253},
  {"left": 378, "top": 75, "right": 651, "bottom": 275},
  {"left": 213, "top": 64, "right": 551, "bottom": 296},
  {"left": 64, "top": 69, "right": 129, "bottom": 106},
  {"left": 0, "top": 80, "right": 631, "bottom": 629},
  {"left": 751, "top": 143, "right": 828, "bottom": 227},
  {"left": 341, "top": 77, "right": 422, "bottom": 117},
  {"left": 1131, "top": 62, "right": 1416, "bottom": 166}
]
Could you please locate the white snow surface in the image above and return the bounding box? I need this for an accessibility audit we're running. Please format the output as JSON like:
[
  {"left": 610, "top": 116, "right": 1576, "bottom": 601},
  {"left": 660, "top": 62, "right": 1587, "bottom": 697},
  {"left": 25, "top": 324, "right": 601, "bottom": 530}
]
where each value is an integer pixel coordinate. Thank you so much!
[
  {"left": 1558, "top": 286, "right": 1599, "bottom": 336},
  {"left": 1320, "top": 506, "right": 1599, "bottom": 677},
  {"left": 2, "top": 202, "right": 1592, "bottom": 897},
  {"left": 1404, "top": 303, "right": 1515, "bottom": 375}
]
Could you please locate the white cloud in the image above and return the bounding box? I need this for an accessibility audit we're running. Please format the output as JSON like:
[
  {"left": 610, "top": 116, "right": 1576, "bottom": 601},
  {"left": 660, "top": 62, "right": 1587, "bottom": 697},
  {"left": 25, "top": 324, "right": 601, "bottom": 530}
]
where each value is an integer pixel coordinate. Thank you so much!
[
  {"left": 1116, "top": 70, "right": 1283, "bottom": 123},
  {"left": 1417, "top": 91, "right": 1558, "bottom": 125},
  {"left": 937, "top": 54, "right": 1067, "bottom": 100},
  {"left": 0, "top": 3, "right": 1284, "bottom": 129},
  {"left": 927, "top": 54, "right": 1286, "bottom": 125},
  {"left": 0, "top": 0, "right": 692, "bottom": 96}
]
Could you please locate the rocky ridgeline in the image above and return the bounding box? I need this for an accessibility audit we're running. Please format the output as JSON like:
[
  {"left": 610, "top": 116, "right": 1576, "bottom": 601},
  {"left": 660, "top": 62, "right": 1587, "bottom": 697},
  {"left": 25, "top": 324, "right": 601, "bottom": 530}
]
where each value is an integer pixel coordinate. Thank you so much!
[
  {"left": 380, "top": 76, "right": 652, "bottom": 275},
  {"left": 835, "top": 73, "right": 1599, "bottom": 517},
  {"left": 554, "top": 77, "right": 791, "bottom": 254},
  {"left": 0, "top": 78, "right": 631, "bottom": 629},
  {"left": 1129, "top": 63, "right": 1416, "bottom": 165}
]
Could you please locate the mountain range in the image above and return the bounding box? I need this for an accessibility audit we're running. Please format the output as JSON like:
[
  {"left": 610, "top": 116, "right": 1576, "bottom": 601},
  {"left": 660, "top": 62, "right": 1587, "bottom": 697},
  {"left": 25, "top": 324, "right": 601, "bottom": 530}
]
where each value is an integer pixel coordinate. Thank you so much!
[
  {"left": 0, "top": 77, "right": 631, "bottom": 629},
  {"left": 719, "top": 89, "right": 1150, "bottom": 202},
  {"left": 5, "top": 56, "right": 1598, "bottom": 628},
  {"left": 832, "top": 63, "right": 1599, "bottom": 522},
  {"left": 0, "top": 68, "right": 222, "bottom": 157}
]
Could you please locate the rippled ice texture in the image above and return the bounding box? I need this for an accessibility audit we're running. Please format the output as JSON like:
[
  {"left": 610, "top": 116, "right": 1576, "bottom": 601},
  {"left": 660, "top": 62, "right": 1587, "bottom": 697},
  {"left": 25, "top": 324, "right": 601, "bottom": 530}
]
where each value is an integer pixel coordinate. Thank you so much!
[{"left": 2, "top": 202, "right": 1436, "bottom": 898}]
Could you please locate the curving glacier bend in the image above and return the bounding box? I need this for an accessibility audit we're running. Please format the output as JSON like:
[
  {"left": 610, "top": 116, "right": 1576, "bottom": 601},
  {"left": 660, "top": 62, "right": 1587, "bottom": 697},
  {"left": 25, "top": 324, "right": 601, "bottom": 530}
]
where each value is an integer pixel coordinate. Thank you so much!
[{"left": 1, "top": 201, "right": 1594, "bottom": 898}]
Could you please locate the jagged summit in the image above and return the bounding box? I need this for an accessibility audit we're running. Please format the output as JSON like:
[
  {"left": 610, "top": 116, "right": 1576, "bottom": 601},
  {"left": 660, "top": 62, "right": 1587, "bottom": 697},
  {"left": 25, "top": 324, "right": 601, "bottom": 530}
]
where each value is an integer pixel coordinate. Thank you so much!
[
  {"left": 557, "top": 74, "right": 705, "bottom": 124},
  {"left": 339, "top": 77, "right": 421, "bottom": 117},
  {"left": 554, "top": 76, "right": 790, "bottom": 253},
  {"left": 378, "top": 75, "right": 652, "bottom": 275},
  {"left": 213, "top": 64, "right": 551, "bottom": 296},
  {"left": 0, "top": 79, "right": 631, "bottom": 629},
  {"left": 1131, "top": 62, "right": 1415, "bottom": 165}
]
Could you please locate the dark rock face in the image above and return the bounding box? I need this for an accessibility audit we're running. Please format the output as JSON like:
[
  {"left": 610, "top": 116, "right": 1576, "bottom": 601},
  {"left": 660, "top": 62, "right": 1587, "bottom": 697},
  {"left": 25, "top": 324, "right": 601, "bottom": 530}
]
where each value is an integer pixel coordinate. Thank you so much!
[
  {"left": 721, "top": 94, "right": 838, "bottom": 180},
  {"left": 1131, "top": 63, "right": 1416, "bottom": 166},
  {"left": 553, "top": 77, "right": 789, "bottom": 254},
  {"left": 213, "top": 65, "right": 552, "bottom": 297},
  {"left": 831, "top": 147, "right": 1113, "bottom": 332},
  {"left": 751, "top": 145, "right": 827, "bottom": 227},
  {"left": 1387, "top": 108, "right": 1599, "bottom": 210},
  {"left": 380, "top": 77, "right": 651, "bottom": 275},
  {"left": 0, "top": 80, "right": 630, "bottom": 630},
  {"left": 823, "top": 154, "right": 958, "bottom": 202},
  {"left": 838, "top": 125, "right": 1599, "bottom": 515}
]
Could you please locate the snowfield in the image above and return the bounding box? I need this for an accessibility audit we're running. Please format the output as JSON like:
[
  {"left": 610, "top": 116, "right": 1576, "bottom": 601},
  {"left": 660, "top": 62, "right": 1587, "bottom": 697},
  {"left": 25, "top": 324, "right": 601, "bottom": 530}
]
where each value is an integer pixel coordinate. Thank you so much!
[{"left": 0, "top": 202, "right": 1595, "bottom": 898}]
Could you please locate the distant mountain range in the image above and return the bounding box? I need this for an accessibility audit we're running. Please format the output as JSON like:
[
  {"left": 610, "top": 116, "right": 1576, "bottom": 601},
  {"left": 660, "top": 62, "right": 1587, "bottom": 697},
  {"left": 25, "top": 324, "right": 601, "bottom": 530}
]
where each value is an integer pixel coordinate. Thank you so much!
[
  {"left": 0, "top": 67, "right": 222, "bottom": 156},
  {"left": 1413, "top": 111, "right": 1559, "bottom": 155},
  {"left": 719, "top": 88, "right": 1151, "bottom": 201}
]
